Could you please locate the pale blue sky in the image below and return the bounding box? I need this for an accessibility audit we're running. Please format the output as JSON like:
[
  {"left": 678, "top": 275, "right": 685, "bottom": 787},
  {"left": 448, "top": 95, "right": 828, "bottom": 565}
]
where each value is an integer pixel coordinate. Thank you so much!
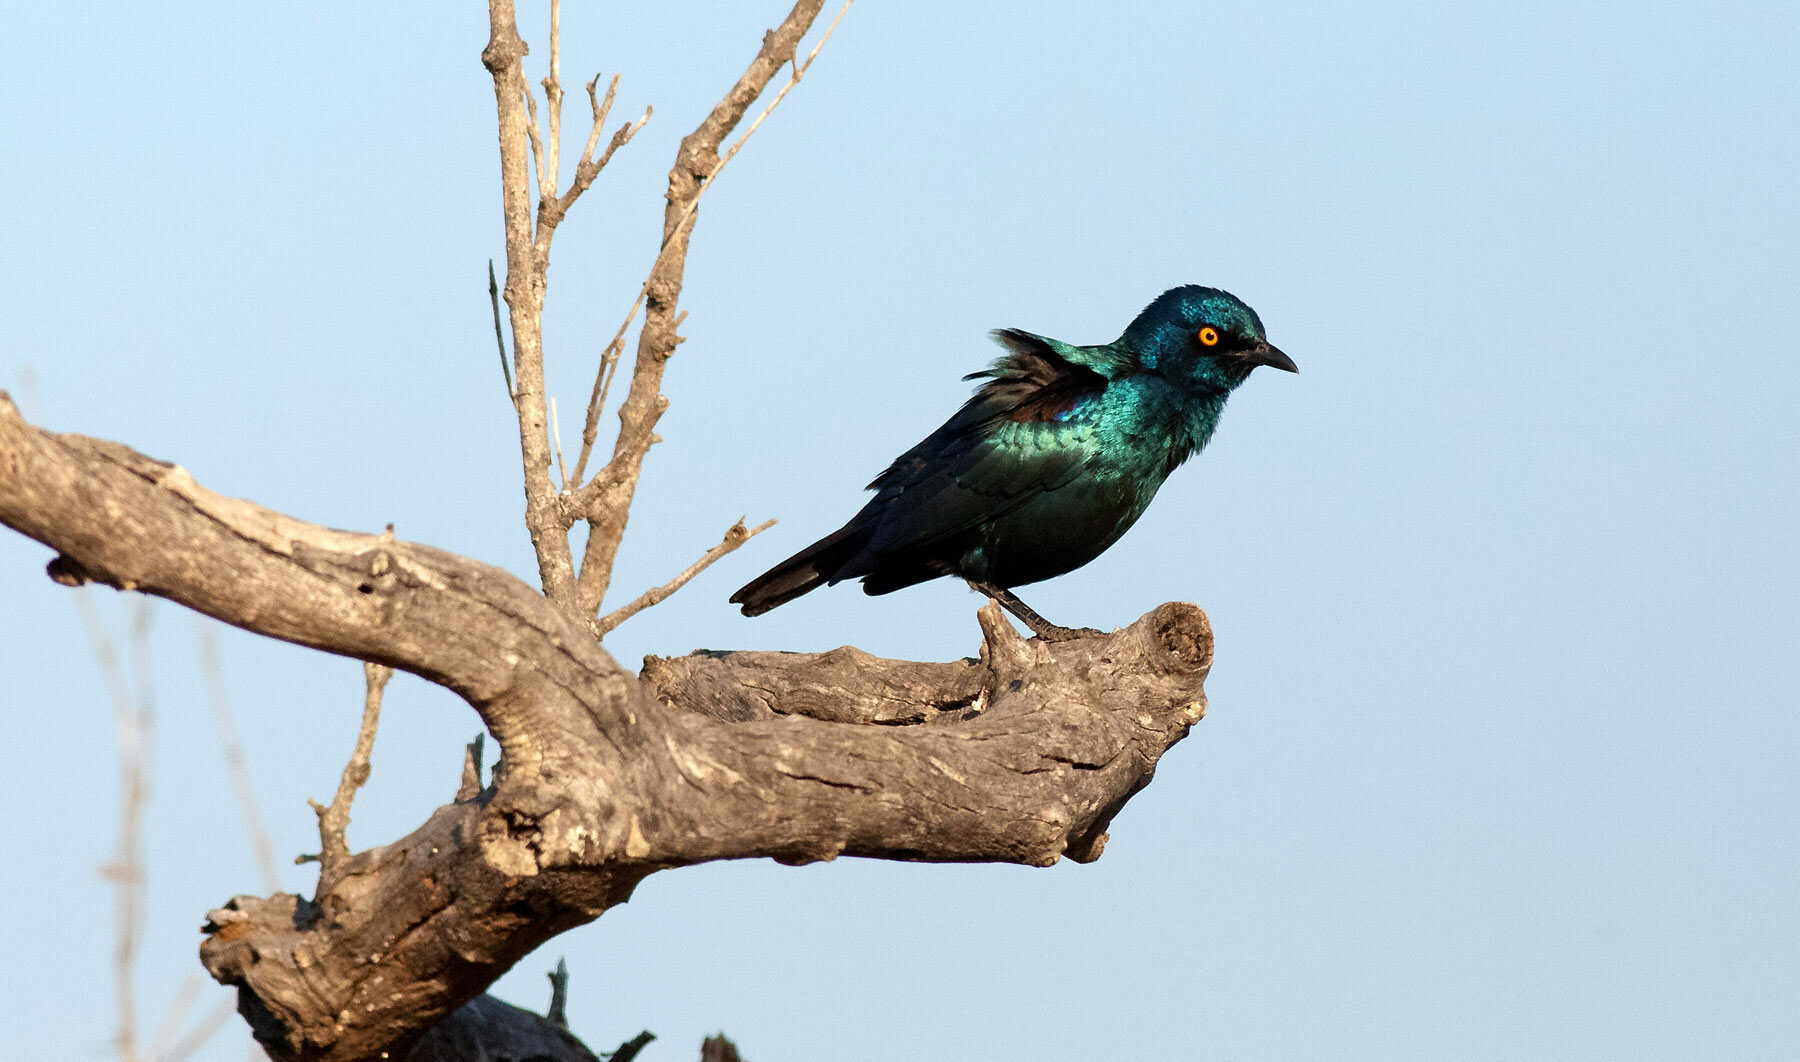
[{"left": 3, "top": 2, "right": 1796, "bottom": 1060}]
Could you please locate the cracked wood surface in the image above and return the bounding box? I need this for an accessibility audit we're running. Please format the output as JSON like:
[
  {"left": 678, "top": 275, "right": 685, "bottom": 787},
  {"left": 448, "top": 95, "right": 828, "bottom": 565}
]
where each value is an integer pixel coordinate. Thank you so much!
[{"left": 0, "top": 392, "right": 1213, "bottom": 1062}]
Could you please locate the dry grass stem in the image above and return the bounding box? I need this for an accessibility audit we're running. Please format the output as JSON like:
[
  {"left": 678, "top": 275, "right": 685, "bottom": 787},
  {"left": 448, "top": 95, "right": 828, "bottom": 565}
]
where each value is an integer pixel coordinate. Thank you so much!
[{"left": 595, "top": 517, "right": 774, "bottom": 636}]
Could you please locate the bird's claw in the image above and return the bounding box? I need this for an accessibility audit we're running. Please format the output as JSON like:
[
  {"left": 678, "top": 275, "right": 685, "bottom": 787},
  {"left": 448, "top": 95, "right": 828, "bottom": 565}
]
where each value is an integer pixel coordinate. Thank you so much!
[
  {"left": 1029, "top": 623, "right": 1106, "bottom": 643},
  {"left": 966, "top": 581, "right": 1103, "bottom": 643}
]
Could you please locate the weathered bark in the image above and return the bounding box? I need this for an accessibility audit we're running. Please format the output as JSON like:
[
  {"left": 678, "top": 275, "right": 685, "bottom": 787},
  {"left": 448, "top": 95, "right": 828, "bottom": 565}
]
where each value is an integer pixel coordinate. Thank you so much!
[{"left": 0, "top": 394, "right": 1212, "bottom": 1061}]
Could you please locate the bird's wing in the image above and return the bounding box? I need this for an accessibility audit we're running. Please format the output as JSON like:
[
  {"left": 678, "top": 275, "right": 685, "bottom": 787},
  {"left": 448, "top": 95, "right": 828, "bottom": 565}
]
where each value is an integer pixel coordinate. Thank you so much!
[
  {"left": 844, "top": 332, "right": 1115, "bottom": 566},
  {"left": 982, "top": 328, "right": 1137, "bottom": 381}
]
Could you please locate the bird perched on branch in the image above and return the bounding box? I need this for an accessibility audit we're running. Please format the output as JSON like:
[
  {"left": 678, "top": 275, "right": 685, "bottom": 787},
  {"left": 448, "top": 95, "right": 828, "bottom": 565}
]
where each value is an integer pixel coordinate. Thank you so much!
[{"left": 731, "top": 285, "right": 1297, "bottom": 640}]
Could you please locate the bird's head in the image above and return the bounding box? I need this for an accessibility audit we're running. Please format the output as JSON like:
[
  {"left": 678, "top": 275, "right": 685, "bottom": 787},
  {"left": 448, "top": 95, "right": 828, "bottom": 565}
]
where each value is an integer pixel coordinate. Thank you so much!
[{"left": 1119, "top": 285, "right": 1297, "bottom": 393}]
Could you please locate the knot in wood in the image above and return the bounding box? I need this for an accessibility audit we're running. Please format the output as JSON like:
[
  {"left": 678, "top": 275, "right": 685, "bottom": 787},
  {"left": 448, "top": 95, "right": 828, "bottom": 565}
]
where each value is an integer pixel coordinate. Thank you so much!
[
  {"left": 480, "top": 34, "right": 528, "bottom": 73},
  {"left": 46, "top": 552, "right": 100, "bottom": 587},
  {"left": 353, "top": 547, "right": 398, "bottom": 596},
  {"left": 1141, "top": 602, "right": 1213, "bottom": 675}
]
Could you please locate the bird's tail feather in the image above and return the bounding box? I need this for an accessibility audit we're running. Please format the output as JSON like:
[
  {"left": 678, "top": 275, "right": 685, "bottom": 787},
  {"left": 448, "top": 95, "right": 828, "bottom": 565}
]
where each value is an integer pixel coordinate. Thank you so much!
[{"left": 730, "top": 523, "right": 868, "bottom": 616}]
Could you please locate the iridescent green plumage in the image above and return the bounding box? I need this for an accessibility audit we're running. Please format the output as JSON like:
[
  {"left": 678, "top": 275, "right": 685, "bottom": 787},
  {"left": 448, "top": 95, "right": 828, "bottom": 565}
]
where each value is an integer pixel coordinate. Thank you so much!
[{"left": 731, "top": 285, "right": 1296, "bottom": 639}]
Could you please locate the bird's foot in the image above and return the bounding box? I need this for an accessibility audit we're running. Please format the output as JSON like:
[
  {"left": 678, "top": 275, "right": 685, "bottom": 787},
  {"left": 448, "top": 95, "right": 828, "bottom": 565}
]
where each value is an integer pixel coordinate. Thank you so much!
[{"left": 967, "top": 581, "right": 1104, "bottom": 643}]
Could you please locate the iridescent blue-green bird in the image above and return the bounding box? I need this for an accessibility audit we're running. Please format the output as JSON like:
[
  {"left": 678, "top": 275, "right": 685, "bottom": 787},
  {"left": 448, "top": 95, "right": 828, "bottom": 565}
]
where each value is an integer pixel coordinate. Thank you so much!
[{"left": 731, "top": 285, "right": 1296, "bottom": 640}]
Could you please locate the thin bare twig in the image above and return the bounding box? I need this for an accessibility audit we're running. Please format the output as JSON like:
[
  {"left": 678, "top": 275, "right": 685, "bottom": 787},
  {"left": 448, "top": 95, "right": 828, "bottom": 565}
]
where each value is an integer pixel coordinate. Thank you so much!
[
  {"left": 308, "top": 662, "right": 393, "bottom": 897},
  {"left": 522, "top": 86, "right": 546, "bottom": 204},
  {"left": 594, "top": 518, "right": 774, "bottom": 636},
  {"left": 572, "top": 0, "right": 847, "bottom": 619},
  {"left": 195, "top": 622, "right": 282, "bottom": 894},
  {"left": 545, "top": 957, "right": 569, "bottom": 1027},
  {"left": 145, "top": 973, "right": 205, "bottom": 1062},
  {"left": 608, "top": 1031, "right": 657, "bottom": 1062},
  {"left": 485, "top": 0, "right": 649, "bottom": 608},
  {"left": 158, "top": 996, "right": 236, "bottom": 1062},
  {"left": 484, "top": 0, "right": 577, "bottom": 605},
  {"left": 543, "top": 0, "right": 563, "bottom": 203},
  {"left": 570, "top": 1, "right": 852, "bottom": 495},
  {"left": 77, "top": 593, "right": 232, "bottom": 1062},
  {"left": 662, "top": 0, "right": 857, "bottom": 267},
  {"left": 536, "top": 77, "right": 649, "bottom": 253},
  {"left": 577, "top": 75, "right": 616, "bottom": 175},
  {"left": 78, "top": 594, "right": 155, "bottom": 1062},
  {"left": 145, "top": 976, "right": 234, "bottom": 1062},
  {"left": 456, "top": 732, "right": 486, "bottom": 801}
]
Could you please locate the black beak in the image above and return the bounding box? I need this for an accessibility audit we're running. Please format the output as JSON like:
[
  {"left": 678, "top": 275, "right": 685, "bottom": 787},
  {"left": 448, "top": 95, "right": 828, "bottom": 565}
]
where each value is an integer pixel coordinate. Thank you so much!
[{"left": 1241, "top": 340, "right": 1298, "bottom": 373}]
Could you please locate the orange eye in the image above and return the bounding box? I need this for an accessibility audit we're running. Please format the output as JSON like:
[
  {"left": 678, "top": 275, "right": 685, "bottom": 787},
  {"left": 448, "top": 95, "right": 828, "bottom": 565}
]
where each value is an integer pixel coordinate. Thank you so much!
[{"left": 1198, "top": 326, "right": 1221, "bottom": 347}]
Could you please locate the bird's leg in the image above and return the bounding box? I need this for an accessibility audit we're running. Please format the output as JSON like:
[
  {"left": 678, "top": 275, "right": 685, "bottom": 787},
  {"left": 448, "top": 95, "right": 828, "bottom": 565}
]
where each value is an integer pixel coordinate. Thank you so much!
[{"left": 967, "top": 581, "right": 1104, "bottom": 643}]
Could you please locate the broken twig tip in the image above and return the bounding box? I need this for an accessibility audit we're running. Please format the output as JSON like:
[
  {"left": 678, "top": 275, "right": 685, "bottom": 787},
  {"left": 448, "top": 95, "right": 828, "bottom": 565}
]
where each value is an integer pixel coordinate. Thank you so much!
[
  {"left": 546, "top": 957, "right": 570, "bottom": 1027},
  {"left": 592, "top": 516, "right": 775, "bottom": 637}
]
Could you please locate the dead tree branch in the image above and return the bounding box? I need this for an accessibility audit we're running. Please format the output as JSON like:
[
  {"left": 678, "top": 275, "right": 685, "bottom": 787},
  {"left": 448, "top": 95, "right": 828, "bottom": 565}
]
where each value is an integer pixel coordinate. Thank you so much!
[
  {"left": 570, "top": 1, "right": 851, "bottom": 497},
  {"left": 305, "top": 660, "right": 394, "bottom": 897},
  {"left": 483, "top": 0, "right": 576, "bottom": 606},
  {"left": 458, "top": 732, "right": 488, "bottom": 802},
  {"left": 484, "top": 0, "right": 653, "bottom": 624},
  {"left": 536, "top": 75, "right": 650, "bottom": 245},
  {"left": 610, "top": 1031, "right": 658, "bottom": 1062},
  {"left": 594, "top": 517, "right": 774, "bottom": 636},
  {"left": 571, "top": 0, "right": 840, "bottom": 617},
  {"left": 0, "top": 391, "right": 1212, "bottom": 1062},
  {"left": 482, "top": 0, "right": 829, "bottom": 634},
  {"left": 545, "top": 957, "right": 569, "bottom": 1027}
]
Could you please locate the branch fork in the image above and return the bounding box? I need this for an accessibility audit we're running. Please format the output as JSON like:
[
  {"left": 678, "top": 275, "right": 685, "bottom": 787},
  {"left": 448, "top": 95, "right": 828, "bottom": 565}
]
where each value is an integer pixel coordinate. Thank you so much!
[{"left": 486, "top": 0, "right": 842, "bottom": 636}]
